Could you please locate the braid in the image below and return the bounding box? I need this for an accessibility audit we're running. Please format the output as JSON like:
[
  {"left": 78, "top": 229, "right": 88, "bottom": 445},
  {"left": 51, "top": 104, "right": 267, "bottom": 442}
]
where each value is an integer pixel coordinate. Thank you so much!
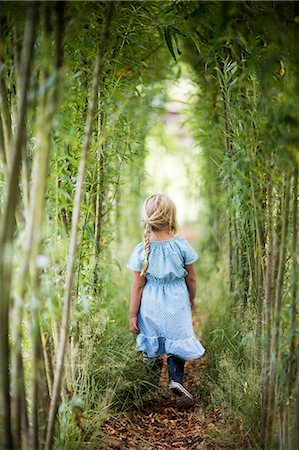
[
  {"left": 140, "top": 193, "right": 178, "bottom": 276},
  {"left": 140, "top": 223, "right": 151, "bottom": 276}
]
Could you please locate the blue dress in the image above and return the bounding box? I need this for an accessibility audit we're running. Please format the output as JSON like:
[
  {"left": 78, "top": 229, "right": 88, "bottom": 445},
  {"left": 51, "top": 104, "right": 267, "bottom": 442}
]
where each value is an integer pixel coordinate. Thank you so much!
[{"left": 127, "top": 236, "right": 206, "bottom": 361}]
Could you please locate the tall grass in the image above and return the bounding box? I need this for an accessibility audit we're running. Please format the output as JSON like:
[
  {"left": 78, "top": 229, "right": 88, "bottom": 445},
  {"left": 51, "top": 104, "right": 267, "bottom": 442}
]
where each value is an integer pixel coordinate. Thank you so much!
[
  {"left": 196, "top": 249, "right": 262, "bottom": 449},
  {"left": 54, "top": 255, "right": 163, "bottom": 449},
  {"left": 52, "top": 238, "right": 262, "bottom": 449}
]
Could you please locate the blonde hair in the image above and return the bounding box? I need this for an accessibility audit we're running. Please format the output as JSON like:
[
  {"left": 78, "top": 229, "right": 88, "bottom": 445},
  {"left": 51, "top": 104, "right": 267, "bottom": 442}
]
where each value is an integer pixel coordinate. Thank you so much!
[{"left": 140, "top": 193, "right": 178, "bottom": 276}]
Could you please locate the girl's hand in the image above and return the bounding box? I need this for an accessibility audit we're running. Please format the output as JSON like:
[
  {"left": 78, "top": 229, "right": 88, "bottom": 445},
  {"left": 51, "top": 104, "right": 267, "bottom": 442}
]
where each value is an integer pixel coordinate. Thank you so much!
[
  {"left": 190, "top": 298, "right": 195, "bottom": 310},
  {"left": 130, "top": 316, "right": 140, "bottom": 334}
]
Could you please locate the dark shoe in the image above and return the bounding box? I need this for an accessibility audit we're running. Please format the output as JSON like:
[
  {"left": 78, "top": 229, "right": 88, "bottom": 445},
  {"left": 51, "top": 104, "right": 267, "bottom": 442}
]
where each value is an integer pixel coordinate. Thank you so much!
[{"left": 169, "top": 380, "right": 195, "bottom": 408}]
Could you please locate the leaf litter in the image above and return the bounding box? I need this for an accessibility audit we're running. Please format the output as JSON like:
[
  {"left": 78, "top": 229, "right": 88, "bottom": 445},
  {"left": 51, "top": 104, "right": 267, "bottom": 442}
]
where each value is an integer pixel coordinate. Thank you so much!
[{"left": 84, "top": 312, "right": 251, "bottom": 450}]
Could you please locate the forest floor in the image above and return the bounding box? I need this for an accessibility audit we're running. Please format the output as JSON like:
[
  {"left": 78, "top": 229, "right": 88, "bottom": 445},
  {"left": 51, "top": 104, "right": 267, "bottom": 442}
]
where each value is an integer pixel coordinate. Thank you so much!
[{"left": 94, "top": 312, "right": 251, "bottom": 450}]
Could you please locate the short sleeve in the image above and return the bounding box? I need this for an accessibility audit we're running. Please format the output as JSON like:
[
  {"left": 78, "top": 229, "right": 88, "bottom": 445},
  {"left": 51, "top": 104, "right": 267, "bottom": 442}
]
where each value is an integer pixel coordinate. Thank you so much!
[
  {"left": 126, "top": 243, "right": 144, "bottom": 272},
  {"left": 179, "top": 238, "right": 199, "bottom": 265}
]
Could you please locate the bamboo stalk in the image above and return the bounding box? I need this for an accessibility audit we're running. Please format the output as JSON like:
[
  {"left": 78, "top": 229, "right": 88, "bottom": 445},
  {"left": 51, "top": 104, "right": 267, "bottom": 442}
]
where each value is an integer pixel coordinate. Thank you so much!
[
  {"left": 290, "top": 164, "right": 298, "bottom": 449},
  {"left": 44, "top": 4, "right": 114, "bottom": 449},
  {"left": 0, "top": 51, "right": 12, "bottom": 172},
  {"left": 30, "top": 108, "right": 56, "bottom": 449},
  {"left": 228, "top": 214, "right": 235, "bottom": 295},
  {"left": 0, "top": 6, "right": 37, "bottom": 449},
  {"left": 29, "top": 4, "right": 65, "bottom": 446},
  {"left": 247, "top": 77, "right": 267, "bottom": 341},
  {"left": 295, "top": 356, "right": 299, "bottom": 449},
  {"left": 217, "top": 60, "right": 237, "bottom": 301},
  {"left": 13, "top": 19, "right": 31, "bottom": 213},
  {"left": 248, "top": 145, "right": 266, "bottom": 338},
  {"left": 291, "top": 4, "right": 299, "bottom": 444},
  {"left": 20, "top": 353, "right": 29, "bottom": 449},
  {"left": 265, "top": 172, "right": 291, "bottom": 449},
  {"left": 0, "top": 76, "right": 10, "bottom": 175},
  {"left": 274, "top": 173, "right": 291, "bottom": 359},
  {"left": 261, "top": 153, "right": 276, "bottom": 448},
  {"left": 273, "top": 179, "right": 284, "bottom": 282},
  {"left": 42, "top": 333, "right": 54, "bottom": 398},
  {"left": 94, "top": 102, "right": 106, "bottom": 292},
  {"left": 233, "top": 217, "right": 241, "bottom": 295},
  {"left": 10, "top": 3, "right": 65, "bottom": 448},
  {"left": 0, "top": 116, "right": 6, "bottom": 174},
  {"left": 0, "top": 11, "right": 12, "bottom": 172}
]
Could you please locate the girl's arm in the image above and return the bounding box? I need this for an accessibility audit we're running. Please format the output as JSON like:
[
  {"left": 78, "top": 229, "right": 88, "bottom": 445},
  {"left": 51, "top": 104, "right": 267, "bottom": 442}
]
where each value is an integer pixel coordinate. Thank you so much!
[
  {"left": 184, "top": 263, "right": 196, "bottom": 309},
  {"left": 129, "top": 271, "right": 146, "bottom": 334}
]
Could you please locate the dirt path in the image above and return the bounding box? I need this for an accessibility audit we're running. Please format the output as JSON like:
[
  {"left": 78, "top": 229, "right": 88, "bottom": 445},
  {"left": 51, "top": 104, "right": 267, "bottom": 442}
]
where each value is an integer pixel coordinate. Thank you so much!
[
  {"left": 94, "top": 311, "right": 248, "bottom": 450},
  {"left": 97, "top": 357, "right": 224, "bottom": 450}
]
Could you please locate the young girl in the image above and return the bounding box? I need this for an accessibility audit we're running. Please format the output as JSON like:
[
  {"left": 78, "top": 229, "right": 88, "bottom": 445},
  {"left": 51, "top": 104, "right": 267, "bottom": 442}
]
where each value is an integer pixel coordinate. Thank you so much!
[{"left": 127, "top": 193, "right": 205, "bottom": 408}]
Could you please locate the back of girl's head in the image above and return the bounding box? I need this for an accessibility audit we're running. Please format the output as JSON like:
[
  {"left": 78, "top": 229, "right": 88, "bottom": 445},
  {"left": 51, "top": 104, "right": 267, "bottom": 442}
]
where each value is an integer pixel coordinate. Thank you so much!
[
  {"left": 139, "top": 193, "right": 178, "bottom": 276},
  {"left": 141, "top": 193, "right": 178, "bottom": 234}
]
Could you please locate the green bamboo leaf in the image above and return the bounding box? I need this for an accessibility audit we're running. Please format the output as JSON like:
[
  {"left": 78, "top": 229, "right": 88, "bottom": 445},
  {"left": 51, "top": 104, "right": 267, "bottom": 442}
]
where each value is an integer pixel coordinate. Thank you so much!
[
  {"left": 164, "top": 26, "right": 176, "bottom": 62},
  {"left": 171, "top": 26, "right": 187, "bottom": 37},
  {"left": 173, "top": 32, "right": 181, "bottom": 56}
]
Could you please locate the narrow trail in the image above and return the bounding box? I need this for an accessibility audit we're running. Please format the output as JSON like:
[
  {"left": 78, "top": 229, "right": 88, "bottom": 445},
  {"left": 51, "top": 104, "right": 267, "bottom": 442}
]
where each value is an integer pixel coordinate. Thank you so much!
[{"left": 96, "top": 313, "right": 250, "bottom": 450}]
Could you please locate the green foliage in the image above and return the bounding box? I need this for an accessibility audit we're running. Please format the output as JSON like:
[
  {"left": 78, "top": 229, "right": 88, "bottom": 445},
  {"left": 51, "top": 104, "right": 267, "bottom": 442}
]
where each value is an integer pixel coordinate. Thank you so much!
[
  {"left": 196, "top": 251, "right": 261, "bottom": 449},
  {"left": 54, "top": 265, "right": 162, "bottom": 448},
  {"left": 0, "top": 1, "right": 297, "bottom": 449}
]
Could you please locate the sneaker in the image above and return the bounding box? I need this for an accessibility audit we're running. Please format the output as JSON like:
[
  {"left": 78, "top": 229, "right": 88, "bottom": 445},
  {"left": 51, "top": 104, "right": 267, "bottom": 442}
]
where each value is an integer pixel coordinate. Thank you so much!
[{"left": 168, "top": 381, "right": 195, "bottom": 408}]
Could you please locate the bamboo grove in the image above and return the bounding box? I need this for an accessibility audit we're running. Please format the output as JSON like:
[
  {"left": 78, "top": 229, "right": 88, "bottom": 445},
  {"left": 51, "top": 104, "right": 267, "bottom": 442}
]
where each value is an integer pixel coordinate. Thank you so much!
[{"left": 0, "top": 1, "right": 298, "bottom": 449}]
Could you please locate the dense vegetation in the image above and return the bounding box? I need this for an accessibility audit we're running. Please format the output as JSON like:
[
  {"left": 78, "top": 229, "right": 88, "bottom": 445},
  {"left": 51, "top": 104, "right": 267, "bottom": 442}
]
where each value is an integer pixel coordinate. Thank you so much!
[{"left": 0, "top": 1, "right": 298, "bottom": 449}]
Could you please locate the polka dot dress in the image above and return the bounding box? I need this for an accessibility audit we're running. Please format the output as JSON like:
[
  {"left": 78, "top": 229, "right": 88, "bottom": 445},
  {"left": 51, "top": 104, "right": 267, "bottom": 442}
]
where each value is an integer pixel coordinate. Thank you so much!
[{"left": 127, "top": 236, "right": 206, "bottom": 361}]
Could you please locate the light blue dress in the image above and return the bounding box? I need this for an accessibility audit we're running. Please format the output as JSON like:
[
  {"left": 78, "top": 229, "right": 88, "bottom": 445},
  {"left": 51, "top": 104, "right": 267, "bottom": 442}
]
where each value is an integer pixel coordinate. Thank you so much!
[{"left": 127, "top": 236, "right": 206, "bottom": 361}]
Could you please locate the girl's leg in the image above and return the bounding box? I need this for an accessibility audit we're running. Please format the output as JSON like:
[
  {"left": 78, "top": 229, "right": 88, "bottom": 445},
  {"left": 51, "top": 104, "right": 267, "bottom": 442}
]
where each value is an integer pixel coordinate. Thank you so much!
[
  {"left": 167, "top": 354, "right": 194, "bottom": 408},
  {"left": 167, "top": 355, "right": 185, "bottom": 383}
]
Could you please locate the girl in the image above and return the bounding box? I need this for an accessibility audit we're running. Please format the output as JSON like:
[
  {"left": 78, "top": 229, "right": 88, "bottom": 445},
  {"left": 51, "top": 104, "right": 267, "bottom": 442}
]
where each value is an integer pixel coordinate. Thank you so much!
[{"left": 127, "top": 193, "right": 205, "bottom": 408}]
